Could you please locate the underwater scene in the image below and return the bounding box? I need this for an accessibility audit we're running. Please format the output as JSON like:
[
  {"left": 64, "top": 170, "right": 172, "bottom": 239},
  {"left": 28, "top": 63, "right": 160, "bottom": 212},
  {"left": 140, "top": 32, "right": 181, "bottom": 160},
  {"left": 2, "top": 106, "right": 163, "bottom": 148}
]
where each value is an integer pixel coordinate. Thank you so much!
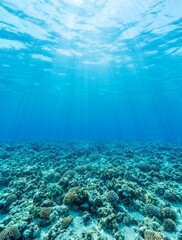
[{"left": 0, "top": 0, "right": 182, "bottom": 239}]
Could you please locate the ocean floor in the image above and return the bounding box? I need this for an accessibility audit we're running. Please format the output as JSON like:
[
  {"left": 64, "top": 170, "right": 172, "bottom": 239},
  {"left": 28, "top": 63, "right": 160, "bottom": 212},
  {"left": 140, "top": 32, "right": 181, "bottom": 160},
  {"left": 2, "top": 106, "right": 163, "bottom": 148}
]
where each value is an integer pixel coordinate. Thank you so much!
[{"left": 0, "top": 142, "right": 181, "bottom": 240}]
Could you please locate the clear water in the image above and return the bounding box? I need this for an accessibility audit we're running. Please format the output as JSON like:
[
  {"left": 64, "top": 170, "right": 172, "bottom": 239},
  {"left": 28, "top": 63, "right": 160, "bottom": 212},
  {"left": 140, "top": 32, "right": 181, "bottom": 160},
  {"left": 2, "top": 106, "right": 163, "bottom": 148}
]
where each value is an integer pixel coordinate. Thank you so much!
[{"left": 0, "top": 0, "right": 182, "bottom": 141}]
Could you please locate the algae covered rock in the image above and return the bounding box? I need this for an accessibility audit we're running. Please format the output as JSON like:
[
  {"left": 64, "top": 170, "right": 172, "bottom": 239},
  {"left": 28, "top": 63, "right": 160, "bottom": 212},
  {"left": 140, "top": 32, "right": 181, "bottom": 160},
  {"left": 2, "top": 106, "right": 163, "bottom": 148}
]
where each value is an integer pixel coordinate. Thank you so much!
[
  {"left": 122, "top": 214, "right": 137, "bottom": 226},
  {"left": 44, "top": 170, "right": 60, "bottom": 183},
  {"left": 134, "top": 161, "right": 150, "bottom": 172},
  {"left": 33, "top": 192, "right": 46, "bottom": 205},
  {"left": 150, "top": 164, "right": 160, "bottom": 172}
]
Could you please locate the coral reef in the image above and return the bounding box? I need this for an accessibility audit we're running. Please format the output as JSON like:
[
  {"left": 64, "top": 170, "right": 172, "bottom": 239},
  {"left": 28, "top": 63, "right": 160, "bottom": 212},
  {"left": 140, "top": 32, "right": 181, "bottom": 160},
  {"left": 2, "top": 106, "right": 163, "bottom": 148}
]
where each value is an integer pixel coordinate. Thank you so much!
[{"left": 0, "top": 142, "right": 181, "bottom": 239}]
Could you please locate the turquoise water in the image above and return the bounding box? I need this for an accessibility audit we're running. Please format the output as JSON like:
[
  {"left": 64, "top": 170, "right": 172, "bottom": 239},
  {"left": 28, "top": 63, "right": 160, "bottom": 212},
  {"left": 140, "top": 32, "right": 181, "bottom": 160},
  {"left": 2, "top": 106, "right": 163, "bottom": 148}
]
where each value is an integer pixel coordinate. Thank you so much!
[{"left": 0, "top": 0, "right": 182, "bottom": 141}]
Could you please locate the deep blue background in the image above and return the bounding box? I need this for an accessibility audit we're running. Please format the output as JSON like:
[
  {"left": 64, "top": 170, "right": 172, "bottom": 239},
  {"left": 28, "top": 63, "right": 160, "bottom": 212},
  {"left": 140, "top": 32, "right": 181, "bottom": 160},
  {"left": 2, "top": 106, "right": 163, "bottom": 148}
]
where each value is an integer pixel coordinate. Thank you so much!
[{"left": 0, "top": 0, "right": 182, "bottom": 141}]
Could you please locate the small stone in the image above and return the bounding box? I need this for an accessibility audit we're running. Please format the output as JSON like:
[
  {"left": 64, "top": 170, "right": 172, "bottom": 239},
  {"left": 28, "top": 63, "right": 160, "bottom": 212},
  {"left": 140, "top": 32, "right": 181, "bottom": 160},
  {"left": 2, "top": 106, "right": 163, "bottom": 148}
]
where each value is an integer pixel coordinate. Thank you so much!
[{"left": 41, "top": 199, "right": 53, "bottom": 207}]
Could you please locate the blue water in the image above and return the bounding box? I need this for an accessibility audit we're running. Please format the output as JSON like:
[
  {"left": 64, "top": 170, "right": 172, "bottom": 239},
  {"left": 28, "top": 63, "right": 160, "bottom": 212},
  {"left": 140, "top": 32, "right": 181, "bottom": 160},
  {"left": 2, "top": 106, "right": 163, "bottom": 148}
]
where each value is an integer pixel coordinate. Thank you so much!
[{"left": 0, "top": 0, "right": 182, "bottom": 141}]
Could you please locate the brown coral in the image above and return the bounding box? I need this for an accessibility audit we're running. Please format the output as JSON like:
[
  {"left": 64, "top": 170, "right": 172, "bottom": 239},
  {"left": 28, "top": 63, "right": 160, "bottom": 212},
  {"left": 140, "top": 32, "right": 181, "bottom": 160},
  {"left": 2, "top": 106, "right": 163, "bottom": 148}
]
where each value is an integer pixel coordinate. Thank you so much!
[
  {"left": 0, "top": 226, "right": 21, "bottom": 240},
  {"left": 63, "top": 187, "right": 88, "bottom": 206},
  {"left": 63, "top": 189, "right": 77, "bottom": 205},
  {"left": 39, "top": 207, "right": 52, "bottom": 219},
  {"left": 61, "top": 216, "right": 73, "bottom": 229},
  {"left": 144, "top": 230, "right": 164, "bottom": 240}
]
